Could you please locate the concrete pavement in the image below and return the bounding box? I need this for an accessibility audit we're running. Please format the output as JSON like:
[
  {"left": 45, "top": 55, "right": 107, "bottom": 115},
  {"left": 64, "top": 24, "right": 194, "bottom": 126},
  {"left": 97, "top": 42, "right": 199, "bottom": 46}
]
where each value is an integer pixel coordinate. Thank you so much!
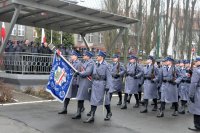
[{"left": 0, "top": 98, "right": 195, "bottom": 133}]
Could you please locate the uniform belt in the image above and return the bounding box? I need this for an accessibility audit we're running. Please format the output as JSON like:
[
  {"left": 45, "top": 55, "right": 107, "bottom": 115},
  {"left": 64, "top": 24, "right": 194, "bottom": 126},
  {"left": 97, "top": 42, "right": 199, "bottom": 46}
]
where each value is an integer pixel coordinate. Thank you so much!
[
  {"left": 144, "top": 77, "right": 151, "bottom": 80},
  {"left": 181, "top": 80, "right": 191, "bottom": 83},
  {"left": 112, "top": 76, "right": 120, "bottom": 79},
  {"left": 93, "top": 78, "right": 106, "bottom": 81},
  {"left": 92, "top": 75, "right": 106, "bottom": 81},
  {"left": 126, "top": 74, "right": 134, "bottom": 77}
]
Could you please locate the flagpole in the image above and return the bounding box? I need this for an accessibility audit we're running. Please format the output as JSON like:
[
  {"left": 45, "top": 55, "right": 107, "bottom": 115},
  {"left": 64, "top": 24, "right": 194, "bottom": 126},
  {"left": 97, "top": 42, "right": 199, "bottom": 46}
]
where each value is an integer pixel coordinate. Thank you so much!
[
  {"left": 51, "top": 30, "right": 53, "bottom": 44},
  {"left": 60, "top": 31, "right": 63, "bottom": 44},
  {"left": 1, "top": 22, "right": 6, "bottom": 44}
]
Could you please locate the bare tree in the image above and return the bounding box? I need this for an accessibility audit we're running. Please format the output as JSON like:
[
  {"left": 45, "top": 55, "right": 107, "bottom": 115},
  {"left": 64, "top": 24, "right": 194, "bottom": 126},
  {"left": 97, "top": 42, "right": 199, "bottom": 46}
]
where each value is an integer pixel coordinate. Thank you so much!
[
  {"left": 144, "top": 0, "right": 156, "bottom": 55},
  {"left": 122, "top": 0, "right": 134, "bottom": 63},
  {"left": 173, "top": 0, "right": 180, "bottom": 59},
  {"left": 163, "top": 0, "right": 174, "bottom": 57},
  {"left": 180, "top": 0, "right": 190, "bottom": 58},
  {"left": 197, "top": 11, "right": 200, "bottom": 55},
  {"left": 135, "top": 0, "right": 143, "bottom": 55},
  {"left": 187, "top": 0, "right": 197, "bottom": 59},
  {"left": 103, "top": 0, "right": 120, "bottom": 55}
]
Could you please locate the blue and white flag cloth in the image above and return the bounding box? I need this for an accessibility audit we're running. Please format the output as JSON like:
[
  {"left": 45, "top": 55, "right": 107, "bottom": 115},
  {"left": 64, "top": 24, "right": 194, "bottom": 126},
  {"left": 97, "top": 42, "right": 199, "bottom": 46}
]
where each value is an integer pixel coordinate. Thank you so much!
[{"left": 46, "top": 53, "right": 74, "bottom": 103}]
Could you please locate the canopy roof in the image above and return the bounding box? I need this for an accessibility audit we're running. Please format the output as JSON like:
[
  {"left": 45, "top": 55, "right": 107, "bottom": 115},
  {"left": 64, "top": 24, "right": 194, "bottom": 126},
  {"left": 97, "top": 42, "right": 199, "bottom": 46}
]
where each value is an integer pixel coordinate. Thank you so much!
[{"left": 0, "top": 0, "right": 138, "bottom": 34}]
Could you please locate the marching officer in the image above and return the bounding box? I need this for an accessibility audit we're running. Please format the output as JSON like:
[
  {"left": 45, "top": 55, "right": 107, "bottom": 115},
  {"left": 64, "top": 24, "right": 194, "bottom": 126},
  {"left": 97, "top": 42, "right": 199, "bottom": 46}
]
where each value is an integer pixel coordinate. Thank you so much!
[
  {"left": 72, "top": 51, "right": 94, "bottom": 119},
  {"left": 188, "top": 57, "right": 200, "bottom": 131},
  {"left": 127, "top": 58, "right": 144, "bottom": 104},
  {"left": 121, "top": 55, "right": 143, "bottom": 109},
  {"left": 178, "top": 60, "right": 191, "bottom": 114},
  {"left": 109, "top": 54, "right": 126, "bottom": 105},
  {"left": 156, "top": 60, "right": 163, "bottom": 101},
  {"left": 157, "top": 56, "right": 183, "bottom": 118},
  {"left": 84, "top": 51, "right": 112, "bottom": 123},
  {"left": 58, "top": 50, "right": 82, "bottom": 114},
  {"left": 140, "top": 56, "right": 159, "bottom": 113}
]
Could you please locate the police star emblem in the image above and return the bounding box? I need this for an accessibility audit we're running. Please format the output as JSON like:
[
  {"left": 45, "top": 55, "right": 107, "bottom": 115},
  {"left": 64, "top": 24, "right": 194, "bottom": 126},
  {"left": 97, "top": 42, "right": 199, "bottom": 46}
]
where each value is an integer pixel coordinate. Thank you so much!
[{"left": 54, "top": 66, "right": 67, "bottom": 86}]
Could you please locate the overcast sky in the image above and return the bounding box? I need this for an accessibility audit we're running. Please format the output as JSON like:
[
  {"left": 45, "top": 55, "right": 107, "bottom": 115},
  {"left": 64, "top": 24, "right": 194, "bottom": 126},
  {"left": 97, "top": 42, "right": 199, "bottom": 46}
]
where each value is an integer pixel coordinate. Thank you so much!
[
  {"left": 77, "top": 0, "right": 200, "bottom": 11},
  {"left": 77, "top": 0, "right": 103, "bottom": 10}
]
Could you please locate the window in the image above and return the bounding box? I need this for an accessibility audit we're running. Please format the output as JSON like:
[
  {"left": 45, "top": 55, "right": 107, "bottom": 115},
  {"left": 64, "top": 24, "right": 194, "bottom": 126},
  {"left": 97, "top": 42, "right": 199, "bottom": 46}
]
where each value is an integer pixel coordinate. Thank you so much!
[
  {"left": 11, "top": 25, "right": 17, "bottom": 36},
  {"left": 18, "top": 25, "right": 25, "bottom": 36},
  {"left": 78, "top": 34, "right": 82, "bottom": 41},
  {"left": 99, "top": 33, "right": 103, "bottom": 43},
  {"left": 33, "top": 28, "right": 38, "bottom": 38},
  {"left": 88, "top": 33, "right": 93, "bottom": 43}
]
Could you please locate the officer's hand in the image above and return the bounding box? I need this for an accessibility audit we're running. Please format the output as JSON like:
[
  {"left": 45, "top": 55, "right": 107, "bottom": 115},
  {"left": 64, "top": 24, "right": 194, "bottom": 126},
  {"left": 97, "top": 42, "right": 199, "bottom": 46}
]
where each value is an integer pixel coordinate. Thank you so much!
[
  {"left": 77, "top": 85, "right": 79, "bottom": 88},
  {"left": 190, "top": 96, "right": 195, "bottom": 103},
  {"left": 74, "top": 72, "right": 79, "bottom": 77},
  {"left": 116, "top": 73, "right": 120, "bottom": 77},
  {"left": 172, "top": 81, "right": 177, "bottom": 85},
  {"left": 134, "top": 76, "right": 138, "bottom": 79},
  {"left": 88, "top": 88, "right": 92, "bottom": 93},
  {"left": 151, "top": 80, "right": 155, "bottom": 83}
]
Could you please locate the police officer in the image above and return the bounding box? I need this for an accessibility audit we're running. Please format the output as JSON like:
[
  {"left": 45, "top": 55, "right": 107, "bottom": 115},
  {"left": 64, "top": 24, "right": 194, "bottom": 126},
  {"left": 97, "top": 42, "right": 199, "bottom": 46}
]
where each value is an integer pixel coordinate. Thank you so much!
[
  {"left": 72, "top": 51, "right": 94, "bottom": 119},
  {"left": 178, "top": 60, "right": 191, "bottom": 114},
  {"left": 58, "top": 50, "right": 82, "bottom": 115},
  {"left": 121, "top": 55, "right": 143, "bottom": 109},
  {"left": 109, "top": 54, "right": 125, "bottom": 105},
  {"left": 140, "top": 56, "right": 159, "bottom": 113},
  {"left": 84, "top": 51, "right": 111, "bottom": 123},
  {"left": 157, "top": 57, "right": 183, "bottom": 118},
  {"left": 156, "top": 60, "right": 163, "bottom": 101},
  {"left": 188, "top": 57, "right": 200, "bottom": 131}
]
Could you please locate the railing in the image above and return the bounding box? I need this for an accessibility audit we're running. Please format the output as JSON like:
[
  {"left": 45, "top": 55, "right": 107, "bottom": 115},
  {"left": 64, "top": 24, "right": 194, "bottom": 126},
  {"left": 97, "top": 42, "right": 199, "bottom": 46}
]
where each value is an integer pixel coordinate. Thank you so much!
[{"left": 0, "top": 52, "right": 113, "bottom": 74}]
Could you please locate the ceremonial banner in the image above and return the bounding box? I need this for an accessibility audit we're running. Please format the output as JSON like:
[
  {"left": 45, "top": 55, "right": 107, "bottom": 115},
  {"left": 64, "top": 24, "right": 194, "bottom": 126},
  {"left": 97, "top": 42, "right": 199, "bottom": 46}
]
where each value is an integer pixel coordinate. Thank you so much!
[{"left": 46, "top": 53, "right": 74, "bottom": 103}]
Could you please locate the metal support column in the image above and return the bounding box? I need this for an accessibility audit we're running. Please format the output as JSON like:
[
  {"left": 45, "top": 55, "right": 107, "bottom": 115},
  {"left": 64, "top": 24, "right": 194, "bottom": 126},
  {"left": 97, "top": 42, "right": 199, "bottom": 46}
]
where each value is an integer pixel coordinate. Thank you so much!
[
  {"left": 80, "top": 34, "right": 90, "bottom": 51},
  {"left": 110, "top": 28, "right": 125, "bottom": 53},
  {"left": 0, "top": 5, "right": 22, "bottom": 54}
]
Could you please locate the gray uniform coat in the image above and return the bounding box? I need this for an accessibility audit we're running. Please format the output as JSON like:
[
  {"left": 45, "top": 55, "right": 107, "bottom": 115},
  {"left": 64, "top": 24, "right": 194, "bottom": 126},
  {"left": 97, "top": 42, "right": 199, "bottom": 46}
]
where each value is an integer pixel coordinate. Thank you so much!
[
  {"left": 143, "top": 65, "right": 159, "bottom": 99},
  {"left": 179, "top": 67, "right": 191, "bottom": 101},
  {"left": 160, "top": 66, "right": 183, "bottom": 103},
  {"left": 124, "top": 63, "right": 143, "bottom": 94},
  {"left": 109, "top": 62, "right": 125, "bottom": 93},
  {"left": 138, "top": 64, "right": 144, "bottom": 92},
  {"left": 66, "top": 59, "right": 82, "bottom": 98},
  {"left": 76, "top": 59, "right": 94, "bottom": 100},
  {"left": 90, "top": 60, "right": 111, "bottom": 106},
  {"left": 189, "top": 67, "right": 200, "bottom": 115}
]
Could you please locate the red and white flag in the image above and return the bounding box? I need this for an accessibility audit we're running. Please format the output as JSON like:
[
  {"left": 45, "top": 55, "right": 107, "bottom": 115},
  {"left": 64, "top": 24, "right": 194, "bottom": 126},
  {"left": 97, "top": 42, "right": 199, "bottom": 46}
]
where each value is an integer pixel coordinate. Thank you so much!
[
  {"left": 1, "top": 22, "right": 6, "bottom": 43},
  {"left": 41, "top": 28, "right": 46, "bottom": 44}
]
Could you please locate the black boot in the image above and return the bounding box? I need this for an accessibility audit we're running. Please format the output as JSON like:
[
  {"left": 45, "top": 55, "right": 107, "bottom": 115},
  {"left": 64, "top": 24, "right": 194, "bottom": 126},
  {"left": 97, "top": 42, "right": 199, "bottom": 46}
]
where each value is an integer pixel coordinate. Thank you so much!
[
  {"left": 58, "top": 98, "right": 70, "bottom": 114},
  {"left": 81, "top": 107, "right": 85, "bottom": 112},
  {"left": 127, "top": 94, "right": 132, "bottom": 104},
  {"left": 117, "top": 92, "right": 122, "bottom": 105},
  {"left": 121, "top": 94, "right": 128, "bottom": 109},
  {"left": 87, "top": 111, "right": 91, "bottom": 116},
  {"left": 109, "top": 93, "right": 113, "bottom": 101},
  {"left": 157, "top": 102, "right": 165, "bottom": 118},
  {"left": 172, "top": 102, "right": 178, "bottom": 116},
  {"left": 133, "top": 94, "right": 139, "bottom": 108},
  {"left": 157, "top": 109, "right": 164, "bottom": 118},
  {"left": 72, "top": 101, "right": 83, "bottom": 119},
  {"left": 138, "top": 91, "right": 142, "bottom": 103},
  {"left": 140, "top": 99, "right": 148, "bottom": 113},
  {"left": 179, "top": 100, "right": 186, "bottom": 114},
  {"left": 84, "top": 106, "right": 96, "bottom": 123},
  {"left": 104, "top": 105, "right": 112, "bottom": 121},
  {"left": 152, "top": 99, "right": 158, "bottom": 111}
]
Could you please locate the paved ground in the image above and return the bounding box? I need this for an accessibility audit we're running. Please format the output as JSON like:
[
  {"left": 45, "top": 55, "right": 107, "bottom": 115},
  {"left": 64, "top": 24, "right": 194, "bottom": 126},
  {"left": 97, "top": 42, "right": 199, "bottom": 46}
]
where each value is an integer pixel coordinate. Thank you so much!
[{"left": 0, "top": 96, "right": 196, "bottom": 133}]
